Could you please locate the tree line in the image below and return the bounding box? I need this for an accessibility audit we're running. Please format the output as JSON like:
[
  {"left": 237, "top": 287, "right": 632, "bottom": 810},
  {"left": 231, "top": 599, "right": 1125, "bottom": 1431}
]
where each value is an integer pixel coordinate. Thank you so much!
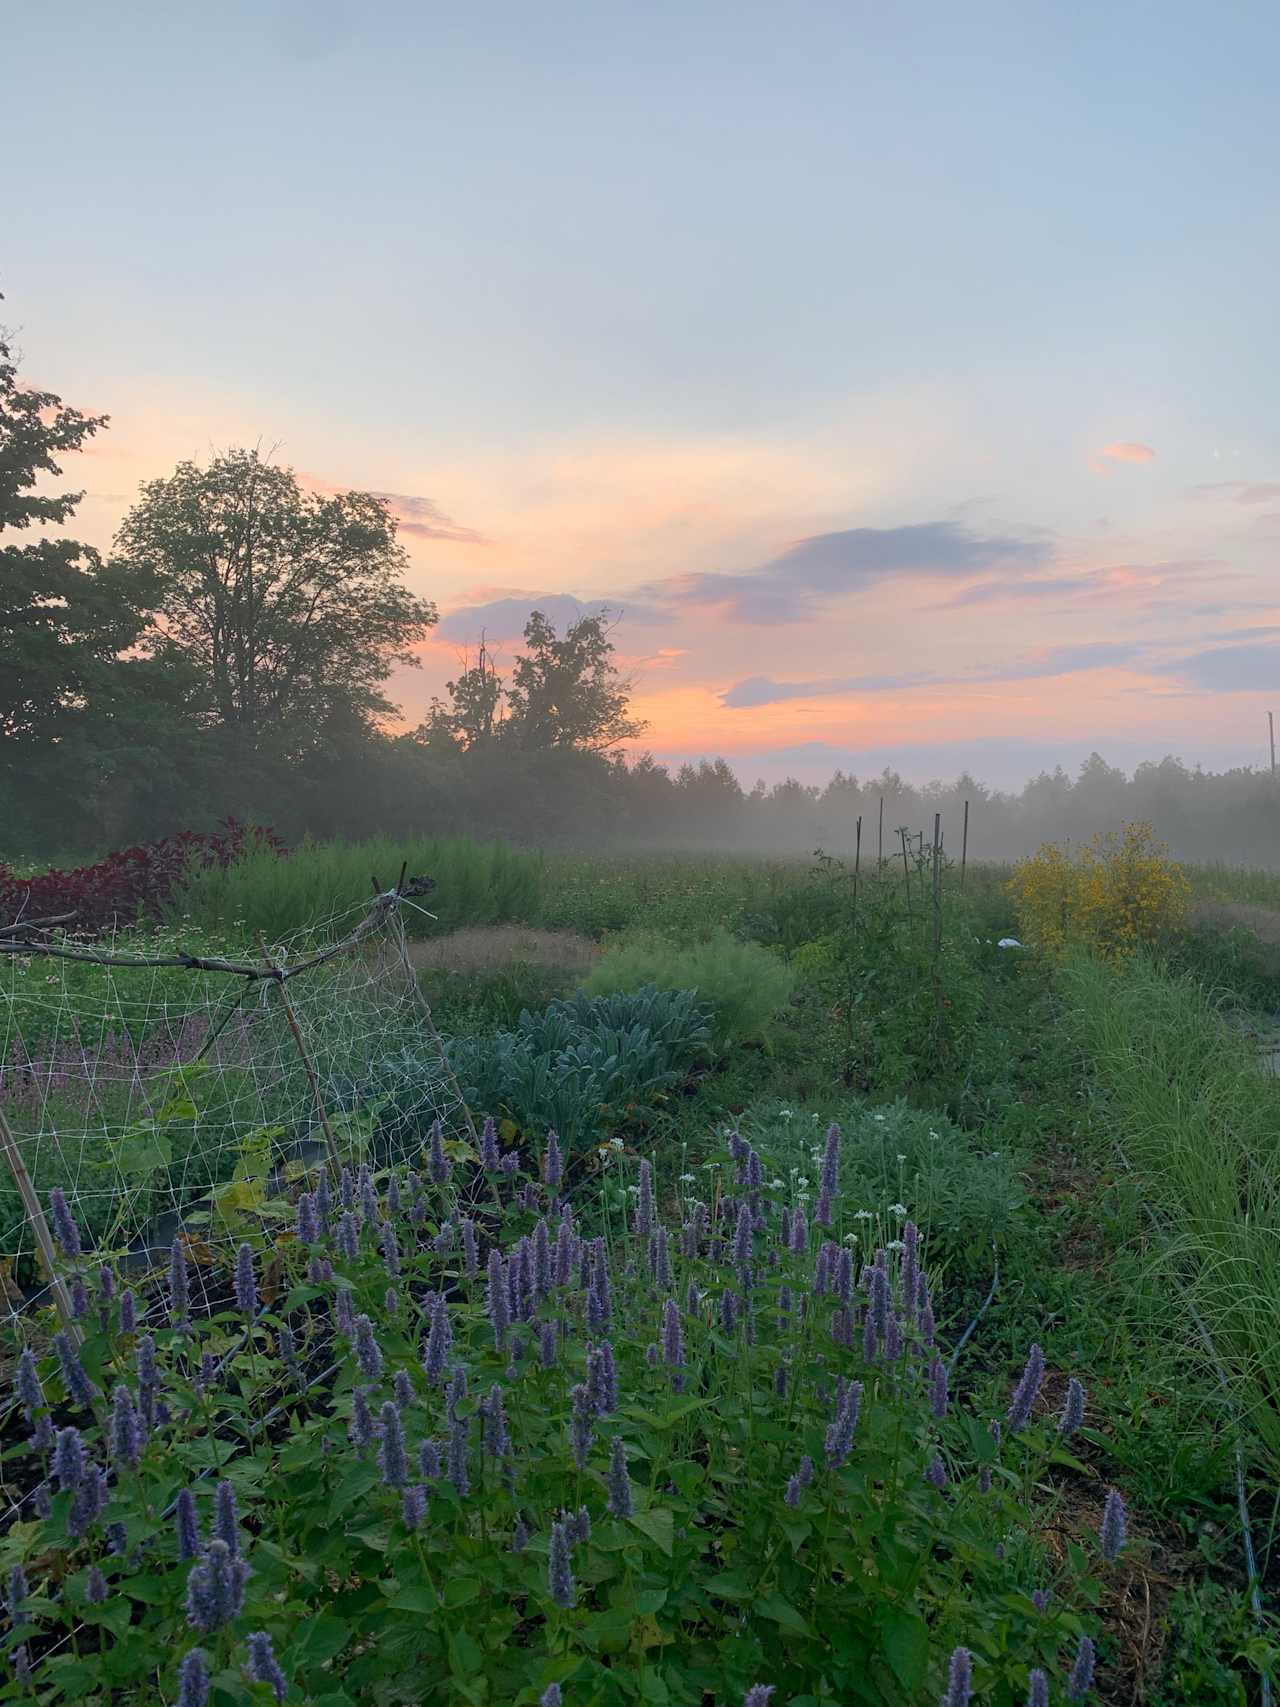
[{"left": 5, "top": 299, "right": 1279, "bottom": 867}]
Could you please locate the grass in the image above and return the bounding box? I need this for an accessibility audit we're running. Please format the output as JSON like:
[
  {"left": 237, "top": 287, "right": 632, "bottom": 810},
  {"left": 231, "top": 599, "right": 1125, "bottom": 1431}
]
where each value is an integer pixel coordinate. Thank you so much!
[
  {"left": 1060, "top": 950, "right": 1280, "bottom": 1469},
  {"left": 169, "top": 834, "right": 544, "bottom": 940}
]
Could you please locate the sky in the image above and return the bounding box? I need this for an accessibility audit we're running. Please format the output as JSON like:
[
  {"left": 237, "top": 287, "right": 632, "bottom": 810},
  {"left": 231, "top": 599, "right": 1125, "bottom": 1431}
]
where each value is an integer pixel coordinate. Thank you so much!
[{"left": 9, "top": 0, "right": 1280, "bottom": 790}]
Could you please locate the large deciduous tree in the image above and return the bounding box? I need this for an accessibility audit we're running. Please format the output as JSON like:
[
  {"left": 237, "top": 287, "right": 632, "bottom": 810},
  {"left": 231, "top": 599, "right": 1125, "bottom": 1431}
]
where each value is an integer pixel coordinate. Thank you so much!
[
  {"left": 114, "top": 449, "right": 439, "bottom": 747},
  {"left": 0, "top": 312, "right": 156, "bottom": 749}
]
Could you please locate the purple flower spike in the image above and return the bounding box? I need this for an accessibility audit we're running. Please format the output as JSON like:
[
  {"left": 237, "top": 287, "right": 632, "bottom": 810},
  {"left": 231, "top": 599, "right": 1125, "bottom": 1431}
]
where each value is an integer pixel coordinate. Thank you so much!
[
  {"left": 16, "top": 1347, "right": 44, "bottom": 1419},
  {"left": 120, "top": 1289, "right": 137, "bottom": 1334},
  {"left": 380, "top": 1221, "right": 400, "bottom": 1278},
  {"left": 461, "top": 1217, "right": 478, "bottom": 1276},
  {"left": 245, "top": 1630, "right": 288, "bottom": 1703},
  {"left": 1026, "top": 1670, "right": 1049, "bottom": 1707},
  {"left": 824, "top": 1380, "right": 863, "bottom": 1469},
  {"left": 54, "top": 1330, "right": 98, "bottom": 1410},
  {"left": 569, "top": 1383, "right": 594, "bottom": 1469},
  {"left": 393, "top": 1369, "right": 414, "bottom": 1408},
  {"left": 480, "top": 1116, "right": 500, "bottom": 1171},
  {"left": 379, "top": 1402, "right": 408, "bottom": 1488},
  {"left": 924, "top": 1452, "right": 947, "bottom": 1491},
  {"left": 901, "top": 1221, "right": 920, "bottom": 1320},
  {"left": 110, "top": 1384, "right": 144, "bottom": 1469},
  {"left": 941, "top": 1646, "right": 973, "bottom": 1707},
  {"left": 1067, "top": 1635, "right": 1096, "bottom": 1701},
  {"left": 606, "top": 1434, "right": 633, "bottom": 1518},
  {"left": 336, "top": 1211, "right": 359, "bottom": 1262},
  {"left": 547, "top": 1520, "right": 576, "bottom": 1608},
  {"left": 70, "top": 1277, "right": 89, "bottom": 1320},
  {"left": 423, "top": 1294, "right": 452, "bottom": 1385},
  {"left": 169, "top": 1239, "right": 190, "bottom": 1325},
  {"left": 662, "top": 1298, "right": 685, "bottom": 1372},
  {"left": 50, "top": 1187, "right": 82, "bottom": 1259},
  {"left": 402, "top": 1484, "right": 428, "bottom": 1530},
  {"left": 85, "top": 1564, "right": 108, "bottom": 1604},
  {"left": 333, "top": 1286, "right": 354, "bottom": 1336},
  {"left": 349, "top": 1388, "right": 376, "bottom": 1453},
  {"left": 1058, "top": 1376, "right": 1086, "bottom": 1437},
  {"left": 541, "top": 1688, "right": 562, "bottom": 1707},
  {"left": 790, "top": 1208, "right": 809, "bottom": 1255},
  {"left": 487, "top": 1249, "right": 510, "bottom": 1350},
  {"left": 357, "top": 1164, "right": 377, "bottom": 1225},
  {"left": 295, "top": 1193, "right": 319, "bottom": 1245},
  {"left": 213, "top": 1480, "right": 240, "bottom": 1555},
  {"left": 544, "top": 1131, "right": 563, "bottom": 1192},
  {"left": 1031, "top": 1588, "right": 1052, "bottom": 1613},
  {"left": 353, "top": 1314, "right": 384, "bottom": 1381},
  {"left": 744, "top": 1689, "right": 776, "bottom": 1707},
  {"left": 1007, "top": 1343, "right": 1046, "bottom": 1431},
  {"left": 176, "top": 1486, "right": 201, "bottom": 1559},
  {"left": 53, "top": 1424, "right": 85, "bottom": 1489},
  {"left": 447, "top": 1410, "right": 470, "bottom": 1497},
  {"left": 177, "top": 1647, "right": 211, "bottom": 1707},
  {"left": 587, "top": 1238, "right": 612, "bottom": 1333},
  {"left": 419, "top": 1439, "right": 441, "bottom": 1481},
  {"left": 733, "top": 1201, "right": 753, "bottom": 1270},
  {"left": 540, "top": 1322, "right": 557, "bottom": 1369},
  {"left": 234, "top": 1245, "right": 257, "bottom": 1315},
  {"left": 428, "top": 1120, "right": 451, "bottom": 1186},
  {"left": 185, "top": 1539, "right": 250, "bottom": 1634},
  {"left": 1100, "top": 1488, "right": 1127, "bottom": 1562}
]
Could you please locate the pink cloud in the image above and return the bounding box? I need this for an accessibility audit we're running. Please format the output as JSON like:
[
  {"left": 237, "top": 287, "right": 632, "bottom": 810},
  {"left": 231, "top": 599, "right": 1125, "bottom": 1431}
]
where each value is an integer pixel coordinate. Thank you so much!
[{"left": 1091, "top": 441, "right": 1157, "bottom": 471}]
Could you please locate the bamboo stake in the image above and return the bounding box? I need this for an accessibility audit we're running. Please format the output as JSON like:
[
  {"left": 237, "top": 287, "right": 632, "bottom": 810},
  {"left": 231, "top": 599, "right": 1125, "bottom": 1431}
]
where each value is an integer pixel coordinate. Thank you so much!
[
  {"left": 931, "top": 812, "right": 944, "bottom": 1018},
  {"left": 0, "top": 1104, "right": 82, "bottom": 1341},
  {"left": 878, "top": 796, "right": 884, "bottom": 870},
  {"left": 961, "top": 798, "right": 970, "bottom": 891},
  {"left": 899, "top": 828, "right": 913, "bottom": 918},
  {"left": 258, "top": 935, "right": 343, "bottom": 1184},
  {"left": 853, "top": 815, "right": 862, "bottom": 925}
]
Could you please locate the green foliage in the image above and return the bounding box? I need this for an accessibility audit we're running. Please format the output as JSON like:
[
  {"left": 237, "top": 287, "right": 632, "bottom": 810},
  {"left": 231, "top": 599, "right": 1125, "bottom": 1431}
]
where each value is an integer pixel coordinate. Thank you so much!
[
  {"left": 1162, "top": 920, "right": 1280, "bottom": 1011},
  {"left": 583, "top": 927, "right": 795, "bottom": 1045},
  {"left": 170, "top": 835, "right": 544, "bottom": 940},
  {"left": 1061, "top": 951, "right": 1280, "bottom": 1468},
  {"left": 439, "top": 986, "right": 712, "bottom": 1151},
  {"left": 5, "top": 1134, "right": 1118, "bottom": 1706}
]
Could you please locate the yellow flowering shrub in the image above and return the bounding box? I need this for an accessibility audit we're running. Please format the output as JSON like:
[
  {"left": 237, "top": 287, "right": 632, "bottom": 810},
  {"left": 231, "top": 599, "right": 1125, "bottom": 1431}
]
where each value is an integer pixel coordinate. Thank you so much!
[{"left": 1008, "top": 821, "right": 1190, "bottom": 960}]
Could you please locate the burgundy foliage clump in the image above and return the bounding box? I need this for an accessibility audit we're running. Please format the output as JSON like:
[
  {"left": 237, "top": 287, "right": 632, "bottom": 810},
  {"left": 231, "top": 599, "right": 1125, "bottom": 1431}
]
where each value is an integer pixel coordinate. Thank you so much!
[{"left": 0, "top": 819, "right": 286, "bottom": 935}]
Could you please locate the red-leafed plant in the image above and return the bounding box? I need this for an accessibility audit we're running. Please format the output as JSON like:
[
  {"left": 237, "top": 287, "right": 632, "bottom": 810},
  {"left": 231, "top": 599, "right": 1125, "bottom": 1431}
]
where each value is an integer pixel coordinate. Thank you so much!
[{"left": 0, "top": 819, "right": 287, "bottom": 934}]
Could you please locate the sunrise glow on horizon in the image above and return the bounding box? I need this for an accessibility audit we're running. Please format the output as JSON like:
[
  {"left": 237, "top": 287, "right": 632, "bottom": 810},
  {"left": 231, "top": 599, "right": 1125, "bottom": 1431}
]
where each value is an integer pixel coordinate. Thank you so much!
[{"left": 12, "top": 0, "right": 1280, "bottom": 790}]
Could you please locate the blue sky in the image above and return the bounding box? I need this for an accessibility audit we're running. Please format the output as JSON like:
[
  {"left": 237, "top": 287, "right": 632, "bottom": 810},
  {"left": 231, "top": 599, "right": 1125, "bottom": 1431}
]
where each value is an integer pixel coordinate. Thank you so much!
[{"left": 9, "top": 0, "right": 1280, "bottom": 784}]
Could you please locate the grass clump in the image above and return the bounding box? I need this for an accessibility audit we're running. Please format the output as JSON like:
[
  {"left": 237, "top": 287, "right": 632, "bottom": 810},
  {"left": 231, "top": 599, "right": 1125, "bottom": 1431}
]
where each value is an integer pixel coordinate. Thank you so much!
[
  {"left": 170, "top": 834, "right": 544, "bottom": 940},
  {"left": 582, "top": 926, "right": 795, "bottom": 1046},
  {"left": 1061, "top": 950, "right": 1280, "bottom": 1467}
]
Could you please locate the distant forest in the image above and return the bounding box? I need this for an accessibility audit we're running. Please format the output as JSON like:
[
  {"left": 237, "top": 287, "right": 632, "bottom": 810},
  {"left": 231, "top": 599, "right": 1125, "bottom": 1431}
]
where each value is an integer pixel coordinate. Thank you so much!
[{"left": 6, "top": 301, "right": 1280, "bottom": 868}]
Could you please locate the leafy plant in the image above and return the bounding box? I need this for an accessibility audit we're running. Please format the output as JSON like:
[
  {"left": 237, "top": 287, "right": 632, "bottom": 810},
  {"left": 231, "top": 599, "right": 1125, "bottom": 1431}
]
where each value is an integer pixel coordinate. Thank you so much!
[
  {"left": 1008, "top": 822, "right": 1190, "bottom": 961},
  {"left": 3, "top": 1125, "right": 1124, "bottom": 1705},
  {"left": 583, "top": 928, "right": 794, "bottom": 1046}
]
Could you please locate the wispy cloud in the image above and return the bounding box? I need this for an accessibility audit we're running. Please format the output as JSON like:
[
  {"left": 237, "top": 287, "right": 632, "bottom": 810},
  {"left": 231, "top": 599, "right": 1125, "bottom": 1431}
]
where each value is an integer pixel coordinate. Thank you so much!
[
  {"left": 1192, "top": 480, "right": 1280, "bottom": 506},
  {"left": 641, "top": 521, "right": 1049, "bottom": 624},
  {"left": 720, "top": 642, "right": 1140, "bottom": 708},
  {"left": 436, "top": 591, "right": 668, "bottom": 643},
  {"left": 366, "top": 491, "right": 486, "bottom": 543},
  {"left": 1156, "top": 640, "right": 1280, "bottom": 692}
]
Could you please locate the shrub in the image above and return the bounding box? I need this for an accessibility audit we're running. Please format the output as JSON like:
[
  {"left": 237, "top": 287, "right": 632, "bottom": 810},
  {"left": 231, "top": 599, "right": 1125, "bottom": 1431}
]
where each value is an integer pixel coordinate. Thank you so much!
[
  {"left": 8, "top": 1128, "right": 1122, "bottom": 1705},
  {"left": 344, "top": 987, "right": 713, "bottom": 1156},
  {"left": 1008, "top": 821, "right": 1190, "bottom": 960},
  {"left": 170, "top": 834, "right": 544, "bottom": 941},
  {"left": 0, "top": 820, "right": 284, "bottom": 935},
  {"left": 583, "top": 927, "right": 795, "bottom": 1045}
]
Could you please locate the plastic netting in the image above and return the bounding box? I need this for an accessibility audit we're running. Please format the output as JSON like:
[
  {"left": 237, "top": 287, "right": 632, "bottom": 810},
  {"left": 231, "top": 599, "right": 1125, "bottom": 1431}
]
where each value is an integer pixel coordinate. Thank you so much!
[{"left": 0, "top": 899, "right": 472, "bottom": 1307}]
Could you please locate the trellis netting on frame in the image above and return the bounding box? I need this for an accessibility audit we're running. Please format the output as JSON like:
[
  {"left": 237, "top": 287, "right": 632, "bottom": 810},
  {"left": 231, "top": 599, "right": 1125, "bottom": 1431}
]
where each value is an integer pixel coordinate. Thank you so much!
[{"left": 0, "top": 893, "right": 473, "bottom": 1312}]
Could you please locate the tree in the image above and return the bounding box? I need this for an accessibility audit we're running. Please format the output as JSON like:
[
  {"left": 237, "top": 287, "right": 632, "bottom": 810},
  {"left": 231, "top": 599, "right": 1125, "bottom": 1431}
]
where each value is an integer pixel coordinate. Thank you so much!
[
  {"left": 114, "top": 449, "right": 438, "bottom": 747},
  {"left": 418, "top": 636, "right": 506, "bottom": 752},
  {"left": 0, "top": 309, "right": 158, "bottom": 748},
  {"left": 505, "top": 609, "right": 646, "bottom": 751}
]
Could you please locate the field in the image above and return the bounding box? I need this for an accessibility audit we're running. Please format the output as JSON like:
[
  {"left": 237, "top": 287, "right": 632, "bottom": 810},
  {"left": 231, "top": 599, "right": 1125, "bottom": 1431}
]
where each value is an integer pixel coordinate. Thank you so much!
[{"left": 1, "top": 833, "right": 1279, "bottom": 1704}]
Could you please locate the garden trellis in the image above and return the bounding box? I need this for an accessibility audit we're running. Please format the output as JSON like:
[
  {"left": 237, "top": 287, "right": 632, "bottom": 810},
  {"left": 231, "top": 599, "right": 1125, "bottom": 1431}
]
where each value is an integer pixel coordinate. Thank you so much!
[{"left": 0, "top": 876, "right": 475, "bottom": 1325}]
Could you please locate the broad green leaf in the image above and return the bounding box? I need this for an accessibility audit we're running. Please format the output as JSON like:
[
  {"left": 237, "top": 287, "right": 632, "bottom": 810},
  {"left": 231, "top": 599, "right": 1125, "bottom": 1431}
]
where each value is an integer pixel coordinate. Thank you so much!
[
  {"left": 626, "top": 1508, "right": 674, "bottom": 1557},
  {"left": 387, "top": 1584, "right": 438, "bottom": 1613},
  {"left": 756, "top": 1594, "right": 812, "bottom": 1638},
  {"left": 878, "top": 1607, "right": 929, "bottom": 1692},
  {"left": 443, "top": 1576, "right": 482, "bottom": 1607},
  {"left": 288, "top": 1612, "right": 351, "bottom": 1670}
]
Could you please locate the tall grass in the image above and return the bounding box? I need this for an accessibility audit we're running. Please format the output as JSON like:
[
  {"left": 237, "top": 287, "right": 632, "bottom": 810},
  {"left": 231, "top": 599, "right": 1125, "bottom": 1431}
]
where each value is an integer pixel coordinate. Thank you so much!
[
  {"left": 1062, "top": 951, "right": 1280, "bottom": 1464},
  {"left": 169, "top": 835, "right": 544, "bottom": 942},
  {"left": 1184, "top": 862, "right": 1280, "bottom": 909}
]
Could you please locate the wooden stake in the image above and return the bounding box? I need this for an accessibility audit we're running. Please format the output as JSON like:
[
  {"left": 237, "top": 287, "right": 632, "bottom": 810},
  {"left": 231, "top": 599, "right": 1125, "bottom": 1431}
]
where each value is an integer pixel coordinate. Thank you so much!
[
  {"left": 0, "top": 1104, "right": 82, "bottom": 1341},
  {"left": 852, "top": 815, "right": 862, "bottom": 928},
  {"left": 961, "top": 797, "right": 970, "bottom": 891},
  {"left": 878, "top": 796, "right": 884, "bottom": 870},
  {"left": 1270, "top": 712, "right": 1276, "bottom": 779},
  {"left": 931, "top": 812, "right": 944, "bottom": 1015},
  {"left": 258, "top": 935, "right": 343, "bottom": 1184}
]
